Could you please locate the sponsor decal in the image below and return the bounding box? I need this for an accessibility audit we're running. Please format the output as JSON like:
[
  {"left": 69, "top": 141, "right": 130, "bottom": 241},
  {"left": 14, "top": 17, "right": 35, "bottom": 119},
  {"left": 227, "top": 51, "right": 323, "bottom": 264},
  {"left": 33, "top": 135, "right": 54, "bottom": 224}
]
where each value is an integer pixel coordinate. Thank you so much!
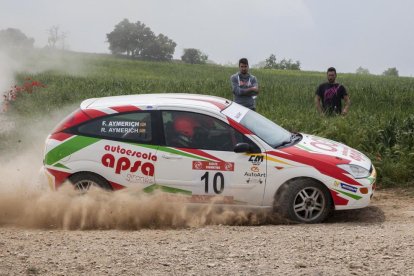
[
  {"left": 340, "top": 183, "right": 358, "bottom": 193},
  {"left": 248, "top": 154, "right": 264, "bottom": 165},
  {"left": 244, "top": 172, "right": 266, "bottom": 178},
  {"left": 309, "top": 137, "right": 366, "bottom": 162},
  {"left": 192, "top": 161, "right": 234, "bottom": 171},
  {"left": 102, "top": 153, "right": 154, "bottom": 176},
  {"left": 126, "top": 173, "right": 154, "bottom": 184},
  {"left": 100, "top": 120, "right": 148, "bottom": 134},
  {"left": 246, "top": 178, "right": 263, "bottom": 184},
  {"left": 250, "top": 166, "right": 260, "bottom": 172},
  {"left": 104, "top": 145, "right": 157, "bottom": 161},
  {"left": 104, "top": 121, "right": 142, "bottom": 127}
]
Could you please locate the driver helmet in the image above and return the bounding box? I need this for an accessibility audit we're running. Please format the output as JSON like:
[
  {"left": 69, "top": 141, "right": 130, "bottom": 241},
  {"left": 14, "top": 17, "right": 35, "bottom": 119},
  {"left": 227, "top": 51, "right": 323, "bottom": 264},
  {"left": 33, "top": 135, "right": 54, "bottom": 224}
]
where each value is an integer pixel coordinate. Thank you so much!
[{"left": 174, "top": 115, "right": 199, "bottom": 139}]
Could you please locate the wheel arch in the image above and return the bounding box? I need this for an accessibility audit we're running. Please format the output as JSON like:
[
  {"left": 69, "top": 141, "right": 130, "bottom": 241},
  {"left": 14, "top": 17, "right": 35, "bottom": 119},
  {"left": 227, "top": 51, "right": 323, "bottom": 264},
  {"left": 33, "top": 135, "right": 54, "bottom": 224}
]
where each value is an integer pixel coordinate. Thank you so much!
[{"left": 68, "top": 171, "right": 113, "bottom": 190}]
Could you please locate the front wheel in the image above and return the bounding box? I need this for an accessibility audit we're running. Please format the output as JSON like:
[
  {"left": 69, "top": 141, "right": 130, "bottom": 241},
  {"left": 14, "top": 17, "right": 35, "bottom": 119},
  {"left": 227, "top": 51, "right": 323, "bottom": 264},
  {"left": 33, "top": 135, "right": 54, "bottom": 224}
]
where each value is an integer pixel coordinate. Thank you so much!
[
  {"left": 276, "top": 179, "right": 332, "bottom": 223},
  {"left": 69, "top": 172, "right": 112, "bottom": 192}
]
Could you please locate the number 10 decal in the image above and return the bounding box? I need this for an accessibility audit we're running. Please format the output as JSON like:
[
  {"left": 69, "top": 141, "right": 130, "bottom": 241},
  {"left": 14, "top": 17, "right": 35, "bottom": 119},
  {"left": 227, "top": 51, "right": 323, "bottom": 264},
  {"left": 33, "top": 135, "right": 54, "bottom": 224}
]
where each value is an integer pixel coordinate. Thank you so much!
[{"left": 201, "top": 172, "right": 224, "bottom": 194}]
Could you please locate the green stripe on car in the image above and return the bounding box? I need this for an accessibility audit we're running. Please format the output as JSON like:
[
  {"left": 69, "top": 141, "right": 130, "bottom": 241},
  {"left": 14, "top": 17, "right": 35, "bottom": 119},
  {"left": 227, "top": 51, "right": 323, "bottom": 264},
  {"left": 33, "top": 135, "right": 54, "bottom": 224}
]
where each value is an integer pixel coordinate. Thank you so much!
[
  {"left": 333, "top": 188, "right": 363, "bottom": 200},
  {"left": 143, "top": 184, "right": 192, "bottom": 195},
  {"left": 45, "top": 136, "right": 101, "bottom": 166}
]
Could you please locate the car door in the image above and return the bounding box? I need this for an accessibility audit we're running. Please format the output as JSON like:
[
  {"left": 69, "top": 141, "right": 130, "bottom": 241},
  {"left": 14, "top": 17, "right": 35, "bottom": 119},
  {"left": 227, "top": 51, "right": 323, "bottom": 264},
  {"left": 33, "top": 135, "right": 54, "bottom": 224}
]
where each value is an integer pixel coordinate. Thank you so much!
[{"left": 154, "top": 110, "right": 266, "bottom": 206}]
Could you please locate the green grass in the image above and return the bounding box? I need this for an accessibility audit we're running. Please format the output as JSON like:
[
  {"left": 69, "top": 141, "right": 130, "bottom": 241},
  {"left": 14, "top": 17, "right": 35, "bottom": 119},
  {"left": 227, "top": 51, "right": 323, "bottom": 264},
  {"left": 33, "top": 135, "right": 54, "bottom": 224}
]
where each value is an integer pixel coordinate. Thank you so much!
[{"left": 2, "top": 51, "right": 414, "bottom": 188}]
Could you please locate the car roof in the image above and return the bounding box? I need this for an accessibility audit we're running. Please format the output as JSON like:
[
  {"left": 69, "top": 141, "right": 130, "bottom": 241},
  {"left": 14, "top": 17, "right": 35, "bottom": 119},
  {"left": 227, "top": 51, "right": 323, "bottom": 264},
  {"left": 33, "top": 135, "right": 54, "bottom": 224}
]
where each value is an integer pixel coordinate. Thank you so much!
[{"left": 80, "top": 93, "right": 232, "bottom": 113}]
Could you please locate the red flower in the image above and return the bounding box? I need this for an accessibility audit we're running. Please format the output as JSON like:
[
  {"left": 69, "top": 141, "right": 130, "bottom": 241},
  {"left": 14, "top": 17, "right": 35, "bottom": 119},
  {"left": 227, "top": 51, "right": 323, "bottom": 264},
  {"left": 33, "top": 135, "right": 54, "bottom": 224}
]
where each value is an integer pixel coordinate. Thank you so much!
[{"left": 1, "top": 77, "right": 46, "bottom": 113}]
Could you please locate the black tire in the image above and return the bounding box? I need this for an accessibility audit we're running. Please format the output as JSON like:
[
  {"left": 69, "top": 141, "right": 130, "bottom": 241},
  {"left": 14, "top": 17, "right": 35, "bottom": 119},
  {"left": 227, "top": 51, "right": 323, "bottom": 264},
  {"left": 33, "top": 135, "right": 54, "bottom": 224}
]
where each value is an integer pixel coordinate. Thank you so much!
[
  {"left": 276, "top": 179, "right": 332, "bottom": 223},
  {"left": 69, "top": 172, "right": 112, "bottom": 192}
]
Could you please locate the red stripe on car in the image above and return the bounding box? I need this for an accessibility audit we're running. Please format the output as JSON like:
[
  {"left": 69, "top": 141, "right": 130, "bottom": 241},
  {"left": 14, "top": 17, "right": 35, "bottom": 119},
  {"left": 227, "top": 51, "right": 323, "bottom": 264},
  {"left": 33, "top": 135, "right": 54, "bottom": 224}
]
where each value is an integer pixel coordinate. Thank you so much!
[
  {"left": 330, "top": 190, "right": 349, "bottom": 205},
  {"left": 83, "top": 109, "right": 108, "bottom": 119},
  {"left": 164, "top": 97, "right": 228, "bottom": 110},
  {"left": 109, "top": 181, "right": 126, "bottom": 190},
  {"left": 175, "top": 148, "right": 223, "bottom": 162},
  {"left": 49, "top": 132, "right": 73, "bottom": 141},
  {"left": 267, "top": 147, "right": 362, "bottom": 186},
  {"left": 46, "top": 168, "right": 71, "bottom": 189},
  {"left": 227, "top": 117, "right": 253, "bottom": 134},
  {"left": 110, "top": 105, "right": 141, "bottom": 113},
  {"left": 52, "top": 109, "right": 92, "bottom": 134}
]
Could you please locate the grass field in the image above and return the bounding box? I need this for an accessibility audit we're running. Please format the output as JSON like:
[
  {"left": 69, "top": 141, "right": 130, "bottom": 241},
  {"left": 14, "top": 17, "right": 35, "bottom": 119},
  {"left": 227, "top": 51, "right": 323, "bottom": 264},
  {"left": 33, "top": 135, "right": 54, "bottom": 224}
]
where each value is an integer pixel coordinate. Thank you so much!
[{"left": 2, "top": 51, "right": 414, "bottom": 188}]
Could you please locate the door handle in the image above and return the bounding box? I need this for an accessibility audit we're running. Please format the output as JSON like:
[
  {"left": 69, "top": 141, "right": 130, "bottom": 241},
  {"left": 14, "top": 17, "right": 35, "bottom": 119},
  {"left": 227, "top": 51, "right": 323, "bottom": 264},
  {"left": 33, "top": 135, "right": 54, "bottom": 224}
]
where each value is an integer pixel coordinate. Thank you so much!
[{"left": 162, "top": 154, "right": 182, "bottom": 160}]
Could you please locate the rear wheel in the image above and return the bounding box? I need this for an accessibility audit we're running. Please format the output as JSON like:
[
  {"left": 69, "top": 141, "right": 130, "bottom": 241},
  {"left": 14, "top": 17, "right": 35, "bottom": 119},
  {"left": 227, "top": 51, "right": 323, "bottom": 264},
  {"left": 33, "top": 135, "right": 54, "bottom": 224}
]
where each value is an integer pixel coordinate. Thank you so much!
[
  {"left": 69, "top": 173, "right": 112, "bottom": 192},
  {"left": 277, "top": 179, "right": 332, "bottom": 223}
]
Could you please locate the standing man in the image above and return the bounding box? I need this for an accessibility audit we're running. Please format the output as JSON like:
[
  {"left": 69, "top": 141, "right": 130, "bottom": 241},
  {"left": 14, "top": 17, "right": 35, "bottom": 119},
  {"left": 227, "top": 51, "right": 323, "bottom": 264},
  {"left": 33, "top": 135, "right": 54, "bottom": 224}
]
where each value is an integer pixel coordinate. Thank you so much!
[
  {"left": 315, "top": 67, "right": 350, "bottom": 116},
  {"left": 231, "top": 58, "right": 259, "bottom": 111}
]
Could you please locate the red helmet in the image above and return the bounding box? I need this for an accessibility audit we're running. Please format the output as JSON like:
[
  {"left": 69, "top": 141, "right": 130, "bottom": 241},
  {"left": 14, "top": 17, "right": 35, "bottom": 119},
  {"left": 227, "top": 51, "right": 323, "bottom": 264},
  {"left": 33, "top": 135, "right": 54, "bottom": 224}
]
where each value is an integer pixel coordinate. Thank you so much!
[{"left": 174, "top": 116, "right": 199, "bottom": 138}]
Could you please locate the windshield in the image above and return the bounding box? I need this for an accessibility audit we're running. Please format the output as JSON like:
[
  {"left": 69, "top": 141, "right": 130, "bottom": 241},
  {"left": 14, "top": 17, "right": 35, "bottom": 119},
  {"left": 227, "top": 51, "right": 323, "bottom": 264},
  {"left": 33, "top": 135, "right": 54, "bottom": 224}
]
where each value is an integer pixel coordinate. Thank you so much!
[{"left": 239, "top": 110, "right": 292, "bottom": 148}]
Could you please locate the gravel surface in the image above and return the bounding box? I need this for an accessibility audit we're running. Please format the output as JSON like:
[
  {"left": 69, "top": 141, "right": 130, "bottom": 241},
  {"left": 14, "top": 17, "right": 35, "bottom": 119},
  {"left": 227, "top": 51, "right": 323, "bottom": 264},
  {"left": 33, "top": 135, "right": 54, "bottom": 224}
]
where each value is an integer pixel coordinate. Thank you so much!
[{"left": 0, "top": 189, "right": 413, "bottom": 276}]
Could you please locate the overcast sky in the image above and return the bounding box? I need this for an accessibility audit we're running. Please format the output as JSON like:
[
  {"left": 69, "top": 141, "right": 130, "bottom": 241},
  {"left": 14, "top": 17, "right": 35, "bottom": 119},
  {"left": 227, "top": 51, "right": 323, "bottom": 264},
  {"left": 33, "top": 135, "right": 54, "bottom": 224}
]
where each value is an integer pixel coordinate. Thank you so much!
[{"left": 1, "top": 0, "right": 414, "bottom": 76}]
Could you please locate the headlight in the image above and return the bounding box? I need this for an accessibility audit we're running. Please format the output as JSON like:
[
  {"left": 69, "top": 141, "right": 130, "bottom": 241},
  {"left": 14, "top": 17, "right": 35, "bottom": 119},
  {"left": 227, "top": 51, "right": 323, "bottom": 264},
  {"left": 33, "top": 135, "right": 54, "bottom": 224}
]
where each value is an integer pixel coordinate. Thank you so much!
[{"left": 337, "top": 164, "right": 370, "bottom": 179}]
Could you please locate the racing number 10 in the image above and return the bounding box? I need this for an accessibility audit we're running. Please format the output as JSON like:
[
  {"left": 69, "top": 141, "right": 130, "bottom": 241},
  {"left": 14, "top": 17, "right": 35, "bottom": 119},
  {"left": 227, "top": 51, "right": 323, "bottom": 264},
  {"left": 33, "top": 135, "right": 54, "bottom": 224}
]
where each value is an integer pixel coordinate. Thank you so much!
[{"left": 201, "top": 172, "right": 224, "bottom": 194}]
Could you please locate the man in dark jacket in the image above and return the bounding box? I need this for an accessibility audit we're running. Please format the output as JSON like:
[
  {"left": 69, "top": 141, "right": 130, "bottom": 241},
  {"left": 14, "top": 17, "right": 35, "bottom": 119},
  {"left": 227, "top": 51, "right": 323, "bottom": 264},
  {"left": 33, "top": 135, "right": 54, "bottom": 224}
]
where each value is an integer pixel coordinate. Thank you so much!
[
  {"left": 230, "top": 58, "right": 259, "bottom": 111},
  {"left": 315, "top": 67, "right": 350, "bottom": 116}
]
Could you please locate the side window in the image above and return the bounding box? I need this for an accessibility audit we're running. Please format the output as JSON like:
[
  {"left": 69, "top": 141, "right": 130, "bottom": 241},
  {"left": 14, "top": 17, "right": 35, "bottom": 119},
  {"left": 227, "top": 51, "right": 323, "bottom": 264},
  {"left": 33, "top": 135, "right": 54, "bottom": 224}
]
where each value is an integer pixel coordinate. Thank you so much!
[
  {"left": 162, "top": 111, "right": 257, "bottom": 151},
  {"left": 76, "top": 112, "right": 152, "bottom": 143}
]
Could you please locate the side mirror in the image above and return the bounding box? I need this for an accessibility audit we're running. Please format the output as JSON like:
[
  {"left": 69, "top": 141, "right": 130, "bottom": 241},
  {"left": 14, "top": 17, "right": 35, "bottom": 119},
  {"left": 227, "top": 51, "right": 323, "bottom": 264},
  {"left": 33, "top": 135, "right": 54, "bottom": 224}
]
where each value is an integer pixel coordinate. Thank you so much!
[{"left": 234, "top": 143, "right": 251, "bottom": 153}]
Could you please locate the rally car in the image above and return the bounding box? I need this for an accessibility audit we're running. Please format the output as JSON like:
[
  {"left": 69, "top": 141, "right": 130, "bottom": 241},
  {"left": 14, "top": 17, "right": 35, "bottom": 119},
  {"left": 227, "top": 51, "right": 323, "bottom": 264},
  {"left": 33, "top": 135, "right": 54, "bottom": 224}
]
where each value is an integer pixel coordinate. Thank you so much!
[{"left": 42, "top": 93, "right": 376, "bottom": 223}]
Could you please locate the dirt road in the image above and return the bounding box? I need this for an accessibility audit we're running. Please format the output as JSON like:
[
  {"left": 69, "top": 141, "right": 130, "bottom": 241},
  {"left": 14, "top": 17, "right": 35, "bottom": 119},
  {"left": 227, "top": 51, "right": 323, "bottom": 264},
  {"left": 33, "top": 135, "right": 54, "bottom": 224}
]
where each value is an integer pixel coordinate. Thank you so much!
[{"left": 0, "top": 189, "right": 413, "bottom": 276}]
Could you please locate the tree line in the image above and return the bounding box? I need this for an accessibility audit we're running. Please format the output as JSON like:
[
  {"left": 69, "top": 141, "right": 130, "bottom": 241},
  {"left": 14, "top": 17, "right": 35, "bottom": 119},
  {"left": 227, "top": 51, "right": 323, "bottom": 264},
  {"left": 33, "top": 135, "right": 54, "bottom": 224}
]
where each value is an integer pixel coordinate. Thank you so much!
[{"left": 0, "top": 20, "right": 402, "bottom": 75}]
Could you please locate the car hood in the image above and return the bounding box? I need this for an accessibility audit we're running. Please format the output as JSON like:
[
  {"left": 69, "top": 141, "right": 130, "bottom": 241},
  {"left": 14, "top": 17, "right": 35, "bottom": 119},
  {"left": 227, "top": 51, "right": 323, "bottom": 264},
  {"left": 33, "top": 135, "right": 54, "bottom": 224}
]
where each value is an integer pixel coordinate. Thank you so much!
[{"left": 294, "top": 133, "right": 372, "bottom": 170}]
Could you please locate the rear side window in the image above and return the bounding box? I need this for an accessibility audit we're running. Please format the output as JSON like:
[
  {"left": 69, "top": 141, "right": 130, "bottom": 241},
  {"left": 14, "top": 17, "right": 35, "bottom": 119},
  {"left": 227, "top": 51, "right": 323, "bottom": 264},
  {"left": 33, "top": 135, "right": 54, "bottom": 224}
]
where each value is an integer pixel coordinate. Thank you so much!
[{"left": 76, "top": 112, "right": 152, "bottom": 143}]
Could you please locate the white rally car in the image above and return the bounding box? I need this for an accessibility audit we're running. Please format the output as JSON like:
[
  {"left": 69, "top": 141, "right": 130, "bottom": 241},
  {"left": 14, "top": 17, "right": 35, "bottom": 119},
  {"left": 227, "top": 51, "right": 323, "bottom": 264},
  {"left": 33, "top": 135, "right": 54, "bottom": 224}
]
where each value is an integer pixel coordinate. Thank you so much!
[{"left": 42, "top": 93, "right": 376, "bottom": 223}]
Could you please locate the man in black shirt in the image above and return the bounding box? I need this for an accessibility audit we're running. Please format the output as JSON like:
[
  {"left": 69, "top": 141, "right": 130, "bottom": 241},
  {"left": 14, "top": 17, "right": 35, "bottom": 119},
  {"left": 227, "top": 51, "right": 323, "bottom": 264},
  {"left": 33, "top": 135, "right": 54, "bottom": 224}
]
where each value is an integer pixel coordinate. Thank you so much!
[{"left": 315, "top": 67, "right": 350, "bottom": 116}]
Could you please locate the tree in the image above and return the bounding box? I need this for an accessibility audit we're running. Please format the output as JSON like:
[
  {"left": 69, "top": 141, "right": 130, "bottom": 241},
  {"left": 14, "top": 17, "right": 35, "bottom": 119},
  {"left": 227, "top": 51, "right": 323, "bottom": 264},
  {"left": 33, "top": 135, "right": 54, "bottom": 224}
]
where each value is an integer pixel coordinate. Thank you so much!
[
  {"left": 382, "top": 67, "right": 399, "bottom": 77},
  {"left": 106, "top": 19, "right": 176, "bottom": 61},
  {"left": 142, "top": 34, "right": 176, "bottom": 61},
  {"left": 181, "top": 48, "right": 208, "bottom": 64},
  {"left": 106, "top": 19, "right": 152, "bottom": 56},
  {"left": 264, "top": 54, "right": 277, "bottom": 69},
  {"left": 47, "top": 25, "right": 68, "bottom": 49},
  {"left": 0, "top": 28, "right": 34, "bottom": 50},
  {"left": 263, "top": 54, "right": 300, "bottom": 70},
  {"left": 356, "top": 66, "right": 370, "bottom": 75}
]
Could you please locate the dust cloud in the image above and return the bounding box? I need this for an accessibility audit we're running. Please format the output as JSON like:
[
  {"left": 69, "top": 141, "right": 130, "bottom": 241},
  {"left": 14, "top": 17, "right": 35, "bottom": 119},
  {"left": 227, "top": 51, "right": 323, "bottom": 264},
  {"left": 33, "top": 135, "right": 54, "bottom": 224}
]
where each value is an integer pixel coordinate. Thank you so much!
[
  {"left": 0, "top": 47, "right": 86, "bottom": 108},
  {"left": 0, "top": 46, "right": 271, "bottom": 230},
  {"left": 0, "top": 185, "right": 269, "bottom": 230},
  {"left": 0, "top": 110, "right": 270, "bottom": 230}
]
